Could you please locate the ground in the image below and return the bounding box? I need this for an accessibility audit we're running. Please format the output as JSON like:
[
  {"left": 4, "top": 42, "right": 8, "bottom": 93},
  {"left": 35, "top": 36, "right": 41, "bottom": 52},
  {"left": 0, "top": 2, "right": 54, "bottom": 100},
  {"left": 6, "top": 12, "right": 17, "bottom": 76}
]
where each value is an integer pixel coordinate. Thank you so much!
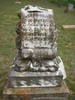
[{"left": 0, "top": 0, "right": 75, "bottom": 99}]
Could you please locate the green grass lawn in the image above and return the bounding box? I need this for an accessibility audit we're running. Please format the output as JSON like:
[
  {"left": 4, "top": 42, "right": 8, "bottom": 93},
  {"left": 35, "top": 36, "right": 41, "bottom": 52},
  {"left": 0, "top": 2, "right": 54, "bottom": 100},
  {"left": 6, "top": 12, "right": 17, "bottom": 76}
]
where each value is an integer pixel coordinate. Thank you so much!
[{"left": 0, "top": 0, "right": 75, "bottom": 99}]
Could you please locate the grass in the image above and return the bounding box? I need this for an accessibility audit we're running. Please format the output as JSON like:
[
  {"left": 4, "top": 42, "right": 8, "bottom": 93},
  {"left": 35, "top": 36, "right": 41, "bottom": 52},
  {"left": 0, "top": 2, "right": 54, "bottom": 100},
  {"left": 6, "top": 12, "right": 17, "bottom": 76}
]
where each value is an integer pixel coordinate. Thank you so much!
[{"left": 0, "top": 0, "right": 75, "bottom": 99}]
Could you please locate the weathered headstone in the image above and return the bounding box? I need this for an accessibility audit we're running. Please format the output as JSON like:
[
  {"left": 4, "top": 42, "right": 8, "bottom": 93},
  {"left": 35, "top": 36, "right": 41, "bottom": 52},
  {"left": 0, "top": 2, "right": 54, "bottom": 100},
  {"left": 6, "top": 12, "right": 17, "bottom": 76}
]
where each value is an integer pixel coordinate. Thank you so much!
[
  {"left": 3, "top": 5, "right": 69, "bottom": 100},
  {"left": 68, "top": 3, "right": 74, "bottom": 12}
]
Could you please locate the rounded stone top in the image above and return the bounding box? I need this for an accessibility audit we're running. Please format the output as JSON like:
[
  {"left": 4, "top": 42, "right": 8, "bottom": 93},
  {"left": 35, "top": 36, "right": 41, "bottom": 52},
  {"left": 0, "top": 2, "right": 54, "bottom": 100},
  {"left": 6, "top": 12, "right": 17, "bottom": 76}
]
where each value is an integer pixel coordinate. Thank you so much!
[{"left": 20, "top": 5, "right": 54, "bottom": 17}]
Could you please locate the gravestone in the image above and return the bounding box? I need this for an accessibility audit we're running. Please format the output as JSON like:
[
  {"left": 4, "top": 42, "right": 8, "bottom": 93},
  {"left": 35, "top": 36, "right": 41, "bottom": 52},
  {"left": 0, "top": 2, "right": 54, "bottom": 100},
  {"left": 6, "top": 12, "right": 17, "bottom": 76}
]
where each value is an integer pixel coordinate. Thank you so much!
[
  {"left": 68, "top": 3, "right": 74, "bottom": 12},
  {"left": 3, "top": 5, "right": 69, "bottom": 100}
]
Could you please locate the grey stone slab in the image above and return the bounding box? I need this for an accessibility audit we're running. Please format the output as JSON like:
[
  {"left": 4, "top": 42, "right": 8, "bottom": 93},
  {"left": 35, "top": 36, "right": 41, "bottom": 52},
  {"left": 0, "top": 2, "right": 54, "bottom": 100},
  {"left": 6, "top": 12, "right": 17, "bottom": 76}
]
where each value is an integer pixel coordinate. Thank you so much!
[
  {"left": 3, "top": 81, "right": 69, "bottom": 100},
  {"left": 9, "top": 68, "right": 62, "bottom": 78},
  {"left": 9, "top": 67, "right": 63, "bottom": 87}
]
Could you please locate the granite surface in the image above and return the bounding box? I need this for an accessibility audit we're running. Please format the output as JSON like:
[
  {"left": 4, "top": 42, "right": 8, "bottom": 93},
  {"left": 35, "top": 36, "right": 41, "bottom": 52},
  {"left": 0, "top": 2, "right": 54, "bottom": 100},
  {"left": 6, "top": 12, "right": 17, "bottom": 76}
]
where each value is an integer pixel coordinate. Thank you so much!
[{"left": 3, "top": 81, "right": 69, "bottom": 100}]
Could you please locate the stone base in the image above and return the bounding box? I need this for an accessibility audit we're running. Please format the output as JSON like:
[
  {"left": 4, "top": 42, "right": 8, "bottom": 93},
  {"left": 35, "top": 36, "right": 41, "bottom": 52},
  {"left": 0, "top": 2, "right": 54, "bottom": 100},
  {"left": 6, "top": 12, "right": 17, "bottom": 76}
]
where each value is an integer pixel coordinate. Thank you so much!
[
  {"left": 3, "top": 81, "right": 69, "bottom": 100},
  {"left": 8, "top": 67, "right": 63, "bottom": 87}
]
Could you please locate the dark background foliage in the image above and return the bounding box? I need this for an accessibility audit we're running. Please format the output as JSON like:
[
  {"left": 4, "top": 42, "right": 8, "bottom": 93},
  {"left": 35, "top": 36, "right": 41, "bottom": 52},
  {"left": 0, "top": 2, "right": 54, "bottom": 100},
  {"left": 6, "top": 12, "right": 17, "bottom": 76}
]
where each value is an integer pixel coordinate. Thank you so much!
[{"left": 51, "top": 0, "right": 75, "bottom": 7}]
